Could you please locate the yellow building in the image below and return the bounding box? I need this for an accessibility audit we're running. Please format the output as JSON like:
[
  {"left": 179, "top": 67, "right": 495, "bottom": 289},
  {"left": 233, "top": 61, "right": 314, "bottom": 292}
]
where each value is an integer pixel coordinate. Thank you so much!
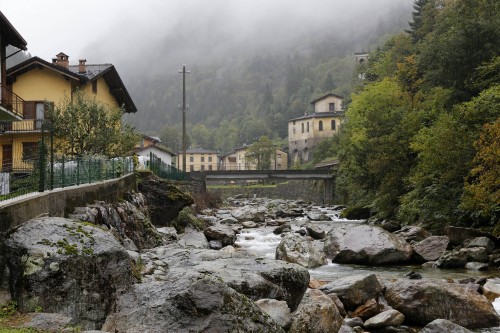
[
  {"left": 220, "top": 145, "right": 288, "bottom": 170},
  {"left": 0, "top": 53, "right": 136, "bottom": 171},
  {"left": 177, "top": 148, "right": 218, "bottom": 172},
  {"left": 288, "top": 93, "right": 344, "bottom": 164}
]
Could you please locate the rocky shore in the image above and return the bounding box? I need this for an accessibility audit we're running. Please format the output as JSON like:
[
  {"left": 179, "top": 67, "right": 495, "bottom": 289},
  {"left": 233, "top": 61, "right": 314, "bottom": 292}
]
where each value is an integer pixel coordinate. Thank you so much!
[{"left": 1, "top": 180, "right": 499, "bottom": 332}]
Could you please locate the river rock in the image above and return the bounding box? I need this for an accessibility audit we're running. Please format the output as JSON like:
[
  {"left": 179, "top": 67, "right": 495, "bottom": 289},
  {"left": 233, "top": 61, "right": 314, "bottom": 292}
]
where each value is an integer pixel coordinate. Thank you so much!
[
  {"left": 137, "top": 172, "right": 194, "bottom": 226},
  {"left": 339, "top": 325, "right": 356, "bottom": 333},
  {"left": 3, "top": 217, "right": 133, "bottom": 330},
  {"left": 157, "top": 226, "right": 178, "bottom": 242},
  {"left": 445, "top": 226, "right": 496, "bottom": 246},
  {"left": 305, "top": 223, "right": 327, "bottom": 239},
  {"left": 419, "top": 319, "right": 473, "bottom": 333},
  {"left": 329, "top": 293, "right": 347, "bottom": 317},
  {"left": 352, "top": 298, "right": 382, "bottom": 320},
  {"left": 483, "top": 280, "right": 500, "bottom": 301},
  {"left": 435, "top": 249, "right": 468, "bottom": 268},
  {"left": 21, "top": 313, "right": 73, "bottom": 331},
  {"left": 324, "top": 224, "right": 412, "bottom": 265},
  {"left": 363, "top": 309, "right": 405, "bottom": 329},
  {"left": 219, "top": 216, "right": 239, "bottom": 225},
  {"left": 464, "top": 237, "right": 495, "bottom": 253},
  {"left": 393, "top": 226, "right": 430, "bottom": 243},
  {"left": 141, "top": 246, "right": 309, "bottom": 311},
  {"left": 465, "top": 262, "right": 489, "bottom": 271},
  {"left": 204, "top": 225, "right": 236, "bottom": 246},
  {"left": 178, "top": 230, "right": 209, "bottom": 249},
  {"left": 463, "top": 247, "right": 489, "bottom": 262},
  {"left": 384, "top": 279, "right": 500, "bottom": 328},
  {"left": 273, "top": 224, "right": 292, "bottom": 235},
  {"left": 255, "top": 299, "right": 291, "bottom": 328},
  {"left": 412, "top": 236, "right": 449, "bottom": 262},
  {"left": 288, "top": 289, "right": 343, "bottom": 333},
  {"left": 276, "top": 233, "right": 327, "bottom": 268},
  {"left": 102, "top": 274, "right": 285, "bottom": 333},
  {"left": 306, "top": 211, "right": 330, "bottom": 221},
  {"left": 344, "top": 317, "right": 364, "bottom": 327},
  {"left": 242, "top": 221, "right": 258, "bottom": 228},
  {"left": 320, "top": 274, "right": 382, "bottom": 311}
]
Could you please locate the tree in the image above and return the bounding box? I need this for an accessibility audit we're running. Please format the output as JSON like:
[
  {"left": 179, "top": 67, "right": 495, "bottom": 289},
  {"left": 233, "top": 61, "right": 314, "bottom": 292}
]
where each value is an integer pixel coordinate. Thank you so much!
[
  {"left": 406, "top": 0, "right": 440, "bottom": 43},
  {"left": 47, "top": 91, "right": 139, "bottom": 157},
  {"left": 461, "top": 119, "right": 500, "bottom": 226},
  {"left": 245, "top": 136, "right": 275, "bottom": 170}
]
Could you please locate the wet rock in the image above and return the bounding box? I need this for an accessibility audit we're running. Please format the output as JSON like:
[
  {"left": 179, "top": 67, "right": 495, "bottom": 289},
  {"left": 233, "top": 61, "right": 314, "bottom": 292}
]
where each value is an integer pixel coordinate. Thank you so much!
[
  {"left": 464, "top": 237, "right": 495, "bottom": 253},
  {"left": 273, "top": 224, "right": 291, "bottom": 235},
  {"left": 463, "top": 247, "right": 489, "bottom": 262},
  {"left": 435, "top": 249, "right": 468, "bottom": 268},
  {"left": 320, "top": 274, "right": 382, "bottom": 311},
  {"left": 405, "top": 270, "right": 422, "bottom": 280},
  {"left": 209, "top": 240, "right": 223, "bottom": 250},
  {"left": 419, "top": 319, "right": 473, "bottom": 333},
  {"left": 412, "top": 236, "right": 449, "bottom": 262},
  {"left": 255, "top": 299, "right": 291, "bottom": 328},
  {"left": 384, "top": 279, "right": 500, "bottom": 328},
  {"left": 324, "top": 224, "right": 412, "bottom": 265},
  {"left": 306, "top": 211, "right": 330, "bottom": 221},
  {"left": 219, "top": 216, "right": 239, "bottom": 225},
  {"left": 204, "top": 225, "right": 236, "bottom": 246},
  {"left": 242, "top": 221, "right": 258, "bottom": 228},
  {"left": 289, "top": 289, "right": 343, "bottom": 333},
  {"left": 276, "top": 233, "right": 327, "bottom": 268},
  {"left": 364, "top": 309, "right": 405, "bottom": 329},
  {"left": 103, "top": 275, "right": 285, "bottom": 333},
  {"left": 352, "top": 298, "right": 382, "bottom": 320},
  {"left": 3, "top": 217, "right": 133, "bottom": 330}
]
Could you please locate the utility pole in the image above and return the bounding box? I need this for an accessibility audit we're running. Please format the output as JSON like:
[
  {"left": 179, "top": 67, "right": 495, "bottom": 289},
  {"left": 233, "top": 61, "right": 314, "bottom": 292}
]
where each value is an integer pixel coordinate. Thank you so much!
[{"left": 178, "top": 64, "right": 190, "bottom": 173}]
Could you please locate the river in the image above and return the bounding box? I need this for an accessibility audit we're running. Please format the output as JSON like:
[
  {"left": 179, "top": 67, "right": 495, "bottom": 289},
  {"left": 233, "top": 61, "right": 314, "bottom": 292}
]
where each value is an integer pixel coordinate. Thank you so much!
[{"left": 230, "top": 203, "right": 500, "bottom": 332}]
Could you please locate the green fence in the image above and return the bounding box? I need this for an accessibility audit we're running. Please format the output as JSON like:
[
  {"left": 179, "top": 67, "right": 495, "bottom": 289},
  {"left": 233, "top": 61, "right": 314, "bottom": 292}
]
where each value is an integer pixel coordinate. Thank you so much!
[{"left": 148, "top": 152, "right": 187, "bottom": 181}]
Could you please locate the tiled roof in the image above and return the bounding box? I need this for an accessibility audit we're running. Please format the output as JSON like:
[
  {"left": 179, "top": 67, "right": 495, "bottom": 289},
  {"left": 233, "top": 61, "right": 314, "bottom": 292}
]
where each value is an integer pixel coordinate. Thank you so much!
[
  {"left": 180, "top": 148, "right": 218, "bottom": 154},
  {"left": 67, "top": 64, "right": 113, "bottom": 80}
]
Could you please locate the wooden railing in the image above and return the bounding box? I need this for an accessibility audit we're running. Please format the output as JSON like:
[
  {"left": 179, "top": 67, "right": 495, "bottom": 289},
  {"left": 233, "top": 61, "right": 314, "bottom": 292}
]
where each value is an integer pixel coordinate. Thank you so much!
[{"left": 0, "top": 83, "right": 24, "bottom": 118}]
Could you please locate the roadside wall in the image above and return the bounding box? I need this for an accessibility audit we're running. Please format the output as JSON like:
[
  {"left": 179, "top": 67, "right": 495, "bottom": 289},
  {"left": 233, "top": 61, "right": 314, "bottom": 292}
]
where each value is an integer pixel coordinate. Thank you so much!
[
  {"left": 0, "top": 174, "right": 137, "bottom": 232},
  {"left": 208, "top": 180, "right": 332, "bottom": 204}
]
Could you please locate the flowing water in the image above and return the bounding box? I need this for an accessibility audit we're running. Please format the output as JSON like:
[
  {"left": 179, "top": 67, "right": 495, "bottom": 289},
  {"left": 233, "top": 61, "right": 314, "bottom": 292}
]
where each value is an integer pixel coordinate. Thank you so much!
[{"left": 232, "top": 204, "right": 500, "bottom": 332}]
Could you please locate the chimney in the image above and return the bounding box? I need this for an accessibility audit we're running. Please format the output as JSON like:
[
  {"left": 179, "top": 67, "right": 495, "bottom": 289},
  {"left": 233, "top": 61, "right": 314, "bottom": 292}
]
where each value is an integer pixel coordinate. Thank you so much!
[
  {"left": 54, "top": 52, "right": 69, "bottom": 68},
  {"left": 79, "top": 59, "right": 87, "bottom": 73}
]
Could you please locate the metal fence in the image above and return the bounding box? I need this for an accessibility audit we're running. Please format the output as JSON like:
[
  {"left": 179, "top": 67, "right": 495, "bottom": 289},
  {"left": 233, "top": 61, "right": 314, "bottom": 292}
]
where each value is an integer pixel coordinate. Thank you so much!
[
  {"left": 0, "top": 119, "right": 187, "bottom": 203},
  {"left": 148, "top": 152, "right": 187, "bottom": 181}
]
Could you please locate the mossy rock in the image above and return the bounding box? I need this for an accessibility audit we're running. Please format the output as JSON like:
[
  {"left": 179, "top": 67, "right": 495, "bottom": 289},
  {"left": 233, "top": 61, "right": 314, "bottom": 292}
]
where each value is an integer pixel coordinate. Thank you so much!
[{"left": 340, "top": 206, "right": 371, "bottom": 220}]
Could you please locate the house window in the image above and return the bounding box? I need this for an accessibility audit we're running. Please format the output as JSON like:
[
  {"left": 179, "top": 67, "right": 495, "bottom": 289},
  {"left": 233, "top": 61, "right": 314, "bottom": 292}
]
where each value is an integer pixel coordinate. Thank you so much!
[
  {"left": 209, "top": 165, "right": 213, "bottom": 171},
  {"left": 277, "top": 163, "right": 282, "bottom": 170},
  {"left": 22, "top": 142, "right": 38, "bottom": 162},
  {"left": 208, "top": 156, "right": 212, "bottom": 162},
  {"left": 201, "top": 165, "right": 205, "bottom": 171},
  {"left": 190, "top": 165, "right": 194, "bottom": 171},
  {"left": 319, "top": 120, "right": 323, "bottom": 131},
  {"left": 331, "top": 120, "right": 336, "bottom": 130},
  {"left": 201, "top": 156, "right": 205, "bottom": 163},
  {"left": 293, "top": 128, "right": 296, "bottom": 134},
  {"left": 329, "top": 103, "right": 335, "bottom": 111},
  {"left": 307, "top": 122, "right": 309, "bottom": 132},
  {"left": 229, "top": 157, "right": 236, "bottom": 163},
  {"left": 301, "top": 123, "right": 304, "bottom": 133},
  {"left": 189, "top": 155, "right": 194, "bottom": 162},
  {"left": 92, "top": 80, "right": 97, "bottom": 94}
]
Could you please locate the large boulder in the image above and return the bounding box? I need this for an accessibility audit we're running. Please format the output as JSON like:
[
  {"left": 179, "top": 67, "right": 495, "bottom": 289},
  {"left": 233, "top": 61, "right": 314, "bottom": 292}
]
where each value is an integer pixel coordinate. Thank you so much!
[
  {"left": 69, "top": 192, "right": 163, "bottom": 250},
  {"left": 275, "top": 233, "right": 327, "bottom": 268},
  {"left": 464, "top": 237, "right": 496, "bottom": 254},
  {"left": 445, "top": 226, "right": 497, "bottom": 247},
  {"left": 384, "top": 279, "right": 500, "bottom": 328},
  {"left": 324, "top": 224, "right": 412, "bottom": 265},
  {"left": 320, "top": 274, "right": 382, "bottom": 311},
  {"left": 204, "top": 225, "right": 236, "bottom": 246},
  {"left": 102, "top": 274, "right": 285, "bottom": 333},
  {"left": 420, "top": 319, "right": 473, "bottom": 333},
  {"left": 394, "top": 226, "right": 430, "bottom": 243},
  {"left": 137, "top": 172, "right": 194, "bottom": 226},
  {"left": 3, "top": 217, "right": 133, "bottom": 330},
  {"left": 412, "top": 236, "right": 449, "bottom": 262},
  {"left": 363, "top": 309, "right": 405, "bottom": 329},
  {"left": 255, "top": 299, "right": 291, "bottom": 328},
  {"left": 288, "top": 289, "right": 343, "bottom": 333},
  {"left": 139, "top": 246, "right": 310, "bottom": 311}
]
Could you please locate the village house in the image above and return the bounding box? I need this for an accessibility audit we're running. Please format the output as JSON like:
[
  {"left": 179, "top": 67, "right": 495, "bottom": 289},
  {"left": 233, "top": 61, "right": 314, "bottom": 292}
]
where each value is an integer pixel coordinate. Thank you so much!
[
  {"left": 288, "top": 93, "right": 344, "bottom": 164},
  {"left": 177, "top": 148, "right": 218, "bottom": 172},
  {"left": 133, "top": 134, "right": 176, "bottom": 167},
  {"left": 220, "top": 145, "right": 288, "bottom": 171},
  {"left": 0, "top": 52, "right": 136, "bottom": 172}
]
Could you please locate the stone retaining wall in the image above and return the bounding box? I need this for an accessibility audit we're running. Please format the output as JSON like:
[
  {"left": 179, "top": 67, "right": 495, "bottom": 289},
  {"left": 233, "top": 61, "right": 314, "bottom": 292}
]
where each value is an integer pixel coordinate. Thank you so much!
[
  {"left": 208, "top": 180, "right": 331, "bottom": 204},
  {"left": 0, "top": 174, "right": 137, "bottom": 232}
]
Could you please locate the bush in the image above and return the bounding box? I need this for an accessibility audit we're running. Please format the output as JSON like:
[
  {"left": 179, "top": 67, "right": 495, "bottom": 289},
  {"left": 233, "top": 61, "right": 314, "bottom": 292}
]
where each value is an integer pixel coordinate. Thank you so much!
[{"left": 171, "top": 207, "right": 205, "bottom": 233}]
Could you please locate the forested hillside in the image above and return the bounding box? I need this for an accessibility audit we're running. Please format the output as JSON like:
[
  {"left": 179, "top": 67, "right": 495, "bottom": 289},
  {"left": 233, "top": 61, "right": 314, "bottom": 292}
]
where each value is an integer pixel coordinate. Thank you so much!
[
  {"left": 122, "top": 2, "right": 412, "bottom": 153},
  {"left": 335, "top": 0, "right": 499, "bottom": 231}
]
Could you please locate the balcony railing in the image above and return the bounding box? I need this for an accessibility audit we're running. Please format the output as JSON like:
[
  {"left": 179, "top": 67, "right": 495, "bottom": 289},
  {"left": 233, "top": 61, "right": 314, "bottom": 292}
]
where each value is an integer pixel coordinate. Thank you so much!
[{"left": 0, "top": 83, "right": 24, "bottom": 119}]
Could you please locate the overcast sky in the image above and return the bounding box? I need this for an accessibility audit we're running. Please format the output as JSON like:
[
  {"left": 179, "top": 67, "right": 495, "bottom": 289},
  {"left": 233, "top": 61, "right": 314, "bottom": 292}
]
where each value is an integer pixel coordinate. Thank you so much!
[{"left": 2, "top": 0, "right": 412, "bottom": 68}]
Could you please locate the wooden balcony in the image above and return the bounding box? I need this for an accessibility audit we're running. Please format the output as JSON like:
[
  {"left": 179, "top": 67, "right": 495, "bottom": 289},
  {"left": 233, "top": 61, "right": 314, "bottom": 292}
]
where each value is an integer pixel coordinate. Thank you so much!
[{"left": 0, "top": 83, "right": 24, "bottom": 119}]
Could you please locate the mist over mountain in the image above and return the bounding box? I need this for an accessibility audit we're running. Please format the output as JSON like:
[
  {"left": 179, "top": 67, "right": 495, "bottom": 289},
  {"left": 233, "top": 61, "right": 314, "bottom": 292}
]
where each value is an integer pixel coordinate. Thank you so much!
[{"left": 80, "top": 0, "right": 413, "bottom": 152}]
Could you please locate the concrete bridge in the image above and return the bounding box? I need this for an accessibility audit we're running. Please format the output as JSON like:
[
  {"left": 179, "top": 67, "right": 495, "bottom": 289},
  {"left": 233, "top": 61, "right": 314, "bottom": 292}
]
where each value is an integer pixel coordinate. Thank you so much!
[{"left": 189, "top": 169, "right": 335, "bottom": 203}]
